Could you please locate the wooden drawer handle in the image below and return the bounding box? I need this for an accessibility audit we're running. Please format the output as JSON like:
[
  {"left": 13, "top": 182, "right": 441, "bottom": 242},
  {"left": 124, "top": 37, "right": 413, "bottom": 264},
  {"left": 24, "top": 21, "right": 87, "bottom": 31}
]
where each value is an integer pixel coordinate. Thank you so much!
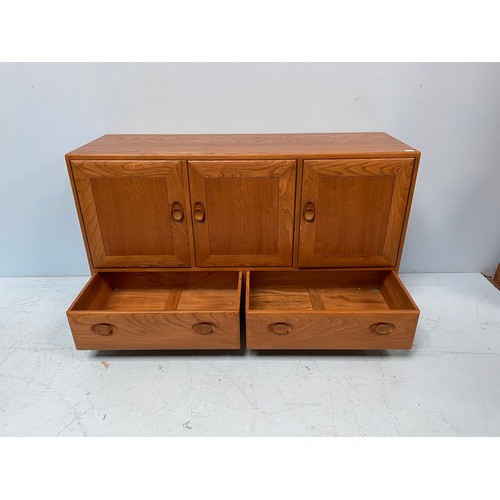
[
  {"left": 193, "top": 202, "right": 206, "bottom": 223},
  {"left": 303, "top": 202, "right": 316, "bottom": 222},
  {"left": 268, "top": 322, "right": 293, "bottom": 335},
  {"left": 91, "top": 323, "right": 115, "bottom": 335},
  {"left": 171, "top": 202, "right": 184, "bottom": 223},
  {"left": 370, "top": 322, "right": 396, "bottom": 335},
  {"left": 192, "top": 322, "right": 216, "bottom": 334}
]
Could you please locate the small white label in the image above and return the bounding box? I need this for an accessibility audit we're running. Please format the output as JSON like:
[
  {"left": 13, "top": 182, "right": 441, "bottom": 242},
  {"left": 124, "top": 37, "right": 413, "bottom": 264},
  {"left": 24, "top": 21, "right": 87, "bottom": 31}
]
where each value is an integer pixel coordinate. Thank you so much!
[{"left": 404, "top": 149, "right": 414, "bottom": 152}]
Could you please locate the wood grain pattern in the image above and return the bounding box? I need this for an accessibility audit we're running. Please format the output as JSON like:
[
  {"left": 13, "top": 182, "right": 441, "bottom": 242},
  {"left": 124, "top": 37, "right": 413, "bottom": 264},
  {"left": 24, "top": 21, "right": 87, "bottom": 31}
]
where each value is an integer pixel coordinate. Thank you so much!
[
  {"left": 66, "top": 133, "right": 419, "bottom": 159},
  {"left": 245, "top": 270, "right": 419, "bottom": 349},
  {"left": 68, "top": 311, "right": 240, "bottom": 350},
  {"left": 66, "top": 157, "right": 96, "bottom": 273},
  {"left": 188, "top": 160, "right": 296, "bottom": 267},
  {"left": 93, "top": 265, "right": 399, "bottom": 273},
  {"left": 247, "top": 270, "right": 413, "bottom": 312},
  {"left": 292, "top": 159, "right": 304, "bottom": 268},
  {"left": 71, "top": 160, "right": 192, "bottom": 268},
  {"left": 65, "top": 133, "right": 421, "bottom": 351},
  {"left": 394, "top": 155, "right": 420, "bottom": 271},
  {"left": 249, "top": 287, "right": 390, "bottom": 311},
  {"left": 298, "top": 158, "right": 414, "bottom": 267},
  {"left": 71, "top": 271, "right": 241, "bottom": 312},
  {"left": 246, "top": 312, "right": 418, "bottom": 349},
  {"left": 67, "top": 271, "right": 242, "bottom": 350},
  {"left": 247, "top": 270, "right": 389, "bottom": 289},
  {"left": 181, "top": 160, "right": 197, "bottom": 267},
  {"left": 380, "top": 272, "right": 419, "bottom": 310},
  {"left": 493, "top": 264, "right": 500, "bottom": 288}
]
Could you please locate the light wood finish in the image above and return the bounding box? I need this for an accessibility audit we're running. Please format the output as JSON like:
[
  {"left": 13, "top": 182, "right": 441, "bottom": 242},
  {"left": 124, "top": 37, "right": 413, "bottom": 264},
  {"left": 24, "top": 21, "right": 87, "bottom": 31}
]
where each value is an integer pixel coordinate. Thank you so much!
[
  {"left": 68, "top": 311, "right": 240, "bottom": 350},
  {"left": 394, "top": 155, "right": 420, "bottom": 272},
  {"left": 246, "top": 312, "right": 418, "bottom": 350},
  {"left": 67, "top": 271, "right": 242, "bottom": 350},
  {"left": 248, "top": 270, "right": 397, "bottom": 311},
  {"left": 93, "top": 265, "right": 399, "bottom": 273},
  {"left": 91, "top": 323, "right": 114, "bottom": 335},
  {"left": 292, "top": 159, "right": 304, "bottom": 268},
  {"left": 493, "top": 264, "right": 500, "bottom": 288},
  {"left": 370, "top": 323, "right": 396, "bottom": 335},
  {"left": 298, "top": 158, "right": 414, "bottom": 267},
  {"left": 66, "top": 158, "right": 96, "bottom": 274},
  {"left": 66, "top": 133, "right": 421, "bottom": 351},
  {"left": 380, "top": 271, "right": 419, "bottom": 310},
  {"left": 268, "top": 323, "right": 293, "bottom": 335},
  {"left": 246, "top": 270, "right": 419, "bottom": 349},
  {"left": 188, "top": 160, "right": 296, "bottom": 267},
  {"left": 71, "top": 160, "right": 192, "bottom": 268},
  {"left": 67, "top": 133, "right": 418, "bottom": 159},
  {"left": 71, "top": 272, "right": 241, "bottom": 312},
  {"left": 67, "top": 134, "right": 420, "bottom": 275},
  {"left": 250, "top": 285, "right": 390, "bottom": 312}
]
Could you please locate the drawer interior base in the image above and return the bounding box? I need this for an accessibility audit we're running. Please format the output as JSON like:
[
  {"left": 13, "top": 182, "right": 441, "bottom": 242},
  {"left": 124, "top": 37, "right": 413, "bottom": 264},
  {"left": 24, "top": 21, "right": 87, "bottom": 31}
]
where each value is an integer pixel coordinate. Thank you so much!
[
  {"left": 72, "top": 271, "right": 241, "bottom": 312},
  {"left": 248, "top": 270, "right": 416, "bottom": 312}
]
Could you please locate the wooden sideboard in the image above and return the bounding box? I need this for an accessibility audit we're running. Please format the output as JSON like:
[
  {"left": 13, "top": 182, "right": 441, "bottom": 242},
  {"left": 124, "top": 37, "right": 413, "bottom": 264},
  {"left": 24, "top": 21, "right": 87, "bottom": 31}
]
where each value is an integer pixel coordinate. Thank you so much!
[{"left": 66, "top": 133, "right": 420, "bottom": 350}]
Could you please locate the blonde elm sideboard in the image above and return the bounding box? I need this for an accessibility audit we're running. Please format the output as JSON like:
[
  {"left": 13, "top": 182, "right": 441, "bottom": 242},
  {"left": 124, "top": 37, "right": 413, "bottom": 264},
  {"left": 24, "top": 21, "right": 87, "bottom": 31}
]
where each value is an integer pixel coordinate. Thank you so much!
[{"left": 65, "top": 133, "right": 420, "bottom": 350}]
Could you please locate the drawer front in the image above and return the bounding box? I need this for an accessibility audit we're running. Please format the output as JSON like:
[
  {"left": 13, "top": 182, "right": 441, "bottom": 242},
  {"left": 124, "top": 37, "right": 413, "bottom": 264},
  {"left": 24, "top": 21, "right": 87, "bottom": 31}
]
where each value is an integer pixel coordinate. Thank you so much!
[
  {"left": 68, "top": 311, "right": 240, "bottom": 350},
  {"left": 246, "top": 312, "right": 418, "bottom": 350}
]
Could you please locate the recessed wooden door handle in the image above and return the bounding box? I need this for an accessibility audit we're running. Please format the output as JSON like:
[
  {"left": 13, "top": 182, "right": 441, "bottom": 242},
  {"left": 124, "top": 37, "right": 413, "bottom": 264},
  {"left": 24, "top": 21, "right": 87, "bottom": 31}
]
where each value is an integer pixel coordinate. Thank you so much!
[
  {"left": 369, "top": 323, "right": 396, "bottom": 335},
  {"left": 170, "top": 202, "right": 184, "bottom": 223},
  {"left": 192, "top": 322, "right": 216, "bottom": 334},
  {"left": 303, "top": 202, "right": 316, "bottom": 222},
  {"left": 91, "top": 323, "right": 115, "bottom": 335},
  {"left": 193, "top": 202, "right": 206, "bottom": 223},
  {"left": 268, "top": 322, "right": 293, "bottom": 335}
]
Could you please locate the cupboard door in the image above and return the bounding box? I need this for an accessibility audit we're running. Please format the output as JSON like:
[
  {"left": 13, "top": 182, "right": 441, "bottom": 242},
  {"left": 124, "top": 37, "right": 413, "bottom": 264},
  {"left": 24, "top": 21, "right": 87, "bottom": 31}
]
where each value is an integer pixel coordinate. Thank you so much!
[
  {"left": 71, "top": 160, "right": 192, "bottom": 267},
  {"left": 298, "top": 158, "right": 414, "bottom": 267},
  {"left": 188, "top": 160, "right": 296, "bottom": 267}
]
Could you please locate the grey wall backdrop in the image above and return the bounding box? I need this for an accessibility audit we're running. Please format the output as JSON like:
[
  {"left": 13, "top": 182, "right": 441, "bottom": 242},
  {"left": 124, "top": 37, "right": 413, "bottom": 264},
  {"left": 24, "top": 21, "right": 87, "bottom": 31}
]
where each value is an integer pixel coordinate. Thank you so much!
[{"left": 1, "top": 63, "right": 499, "bottom": 276}]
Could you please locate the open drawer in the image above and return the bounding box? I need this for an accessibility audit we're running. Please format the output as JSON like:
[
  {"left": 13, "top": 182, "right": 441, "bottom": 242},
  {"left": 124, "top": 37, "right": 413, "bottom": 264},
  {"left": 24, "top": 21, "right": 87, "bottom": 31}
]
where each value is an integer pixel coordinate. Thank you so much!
[
  {"left": 67, "top": 271, "right": 242, "bottom": 350},
  {"left": 245, "top": 270, "right": 419, "bottom": 349}
]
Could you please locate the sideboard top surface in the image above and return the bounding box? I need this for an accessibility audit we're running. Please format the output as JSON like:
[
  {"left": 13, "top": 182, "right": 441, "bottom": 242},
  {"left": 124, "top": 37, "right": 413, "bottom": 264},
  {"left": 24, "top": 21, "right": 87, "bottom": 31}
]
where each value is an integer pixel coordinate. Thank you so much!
[{"left": 66, "top": 133, "right": 419, "bottom": 159}]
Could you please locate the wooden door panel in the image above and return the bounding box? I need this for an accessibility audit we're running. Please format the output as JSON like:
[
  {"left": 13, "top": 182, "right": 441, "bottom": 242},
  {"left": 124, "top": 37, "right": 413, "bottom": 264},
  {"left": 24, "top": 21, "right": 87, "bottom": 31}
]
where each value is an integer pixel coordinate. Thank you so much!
[
  {"left": 71, "top": 160, "right": 192, "bottom": 267},
  {"left": 205, "top": 177, "right": 279, "bottom": 255},
  {"left": 298, "top": 158, "right": 414, "bottom": 267},
  {"left": 188, "top": 160, "right": 296, "bottom": 267}
]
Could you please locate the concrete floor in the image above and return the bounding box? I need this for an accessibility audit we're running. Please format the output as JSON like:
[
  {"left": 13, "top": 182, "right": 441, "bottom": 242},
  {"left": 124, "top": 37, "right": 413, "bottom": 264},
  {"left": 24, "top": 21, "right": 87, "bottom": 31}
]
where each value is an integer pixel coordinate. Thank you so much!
[{"left": 0, "top": 273, "right": 499, "bottom": 436}]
